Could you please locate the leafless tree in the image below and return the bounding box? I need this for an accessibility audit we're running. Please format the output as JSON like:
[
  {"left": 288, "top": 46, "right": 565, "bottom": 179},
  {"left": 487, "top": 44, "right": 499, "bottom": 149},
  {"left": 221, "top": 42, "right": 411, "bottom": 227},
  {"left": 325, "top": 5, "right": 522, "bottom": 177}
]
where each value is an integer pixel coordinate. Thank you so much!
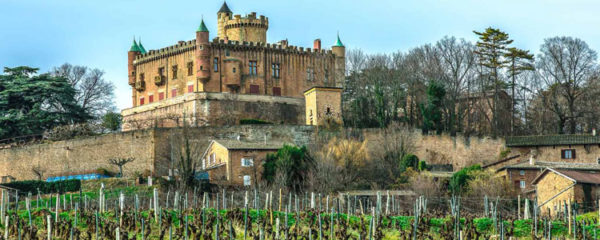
[
  {"left": 535, "top": 37, "right": 598, "bottom": 134},
  {"left": 108, "top": 157, "right": 135, "bottom": 178},
  {"left": 50, "top": 63, "right": 116, "bottom": 118},
  {"left": 31, "top": 166, "right": 45, "bottom": 181}
]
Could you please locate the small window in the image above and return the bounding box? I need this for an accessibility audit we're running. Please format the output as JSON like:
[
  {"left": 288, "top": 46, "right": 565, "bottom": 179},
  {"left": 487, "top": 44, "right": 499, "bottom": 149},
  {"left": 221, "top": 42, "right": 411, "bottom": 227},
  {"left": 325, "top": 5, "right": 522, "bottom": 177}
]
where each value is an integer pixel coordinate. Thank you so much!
[
  {"left": 306, "top": 68, "right": 314, "bottom": 81},
  {"left": 214, "top": 58, "right": 219, "bottom": 72},
  {"left": 241, "top": 158, "right": 254, "bottom": 167},
  {"left": 172, "top": 65, "right": 178, "bottom": 80},
  {"left": 158, "top": 92, "right": 165, "bottom": 101},
  {"left": 562, "top": 149, "right": 576, "bottom": 159},
  {"left": 158, "top": 67, "right": 165, "bottom": 77},
  {"left": 140, "top": 73, "right": 145, "bottom": 81},
  {"left": 249, "top": 61, "right": 257, "bottom": 75},
  {"left": 271, "top": 63, "right": 280, "bottom": 78},
  {"left": 225, "top": 49, "right": 230, "bottom": 56},
  {"left": 326, "top": 107, "right": 331, "bottom": 115},
  {"left": 148, "top": 95, "right": 154, "bottom": 103},
  {"left": 187, "top": 62, "right": 193, "bottom": 76},
  {"left": 324, "top": 69, "right": 329, "bottom": 83},
  {"left": 171, "top": 89, "right": 177, "bottom": 98},
  {"left": 188, "top": 84, "right": 194, "bottom": 93},
  {"left": 211, "top": 153, "right": 216, "bottom": 164},
  {"left": 249, "top": 84, "right": 259, "bottom": 94},
  {"left": 519, "top": 170, "right": 525, "bottom": 176},
  {"left": 233, "top": 67, "right": 236, "bottom": 73},
  {"left": 243, "top": 175, "right": 251, "bottom": 186},
  {"left": 139, "top": 97, "right": 144, "bottom": 105},
  {"left": 519, "top": 180, "right": 526, "bottom": 189}
]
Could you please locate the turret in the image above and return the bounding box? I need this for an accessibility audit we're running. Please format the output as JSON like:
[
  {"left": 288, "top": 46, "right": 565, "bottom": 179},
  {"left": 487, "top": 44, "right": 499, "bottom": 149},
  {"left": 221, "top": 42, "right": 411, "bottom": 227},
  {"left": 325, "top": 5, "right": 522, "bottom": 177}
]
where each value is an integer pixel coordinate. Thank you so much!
[
  {"left": 128, "top": 38, "right": 141, "bottom": 87},
  {"left": 331, "top": 33, "right": 346, "bottom": 88},
  {"left": 196, "top": 19, "right": 211, "bottom": 83},
  {"left": 138, "top": 38, "right": 147, "bottom": 54},
  {"left": 217, "top": 1, "right": 232, "bottom": 40}
]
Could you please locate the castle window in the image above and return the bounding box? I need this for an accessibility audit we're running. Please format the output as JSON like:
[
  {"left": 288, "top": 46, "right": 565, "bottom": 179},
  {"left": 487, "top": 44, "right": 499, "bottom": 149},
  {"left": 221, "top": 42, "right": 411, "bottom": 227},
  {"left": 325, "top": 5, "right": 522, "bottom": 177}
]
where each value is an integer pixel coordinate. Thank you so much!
[
  {"left": 214, "top": 58, "right": 219, "bottom": 72},
  {"left": 139, "top": 97, "right": 144, "bottom": 105},
  {"left": 159, "top": 92, "right": 164, "bottom": 101},
  {"left": 271, "top": 63, "right": 280, "bottom": 78},
  {"left": 233, "top": 67, "right": 236, "bottom": 73},
  {"left": 306, "top": 68, "right": 314, "bottom": 81},
  {"left": 187, "top": 62, "right": 193, "bottom": 76},
  {"left": 272, "top": 87, "right": 281, "bottom": 96},
  {"left": 188, "top": 84, "right": 194, "bottom": 93},
  {"left": 324, "top": 69, "right": 329, "bottom": 83},
  {"left": 171, "top": 89, "right": 177, "bottom": 98},
  {"left": 225, "top": 49, "right": 230, "bottom": 56},
  {"left": 249, "top": 61, "right": 257, "bottom": 75},
  {"left": 172, "top": 65, "right": 178, "bottom": 80},
  {"left": 249, "top": 84, "right": 259, "bottom": 94},
  {"left": 149, "top": 95, "right": 154, "bottom": 103},
  {"left": 140, "top": 73, "right": 145, "bottom": 82},
  {"left": 158, "top": 67, "right": 165, "bottom": 78}
]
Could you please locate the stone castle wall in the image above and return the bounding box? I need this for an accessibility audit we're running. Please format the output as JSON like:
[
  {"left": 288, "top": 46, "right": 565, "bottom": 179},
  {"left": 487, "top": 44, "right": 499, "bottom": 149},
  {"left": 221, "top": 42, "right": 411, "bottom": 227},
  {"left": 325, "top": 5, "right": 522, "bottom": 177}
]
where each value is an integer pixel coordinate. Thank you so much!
[
  {"left": 121, "top": 92, "right": 305, "bottom": 131},
  {"left": 0, "top": 125, "right": 315, "bottom": 181}
]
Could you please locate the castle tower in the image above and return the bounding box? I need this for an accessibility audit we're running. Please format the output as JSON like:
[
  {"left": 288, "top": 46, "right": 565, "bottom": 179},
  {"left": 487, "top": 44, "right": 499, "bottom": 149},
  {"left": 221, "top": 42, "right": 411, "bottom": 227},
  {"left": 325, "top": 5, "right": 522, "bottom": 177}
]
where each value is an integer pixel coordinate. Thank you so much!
[
  {"left": 196, "top": 19, "right": 211, "bottom": 85},
  {"left": 217, "top": 1, "right": 232, "bottom": 40},
  {"left": 304, "top": 87, "right": 343, "bottom": 126},
  {"left": 128, "top": 38, "right": 141, "bottom": 106},
  {"left": 331, "top": 33, "right": 346, "bottom": 88},
  {"left": 216, "top": 2, "right": 269, "bottom": 43}
]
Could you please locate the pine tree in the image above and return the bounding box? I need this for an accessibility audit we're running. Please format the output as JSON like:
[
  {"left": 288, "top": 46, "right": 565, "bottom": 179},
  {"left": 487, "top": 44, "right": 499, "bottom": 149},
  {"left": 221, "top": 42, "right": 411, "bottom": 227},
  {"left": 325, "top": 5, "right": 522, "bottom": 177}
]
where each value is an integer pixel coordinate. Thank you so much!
[
  {"left": 505, "top": 48, "right": 534, "bottom": 135},
  {"left": 473, "top": 27, "right": 513, "bottom": 136},
  {"left": 420, "top": 81, "right": 446, "bottom": 134}
]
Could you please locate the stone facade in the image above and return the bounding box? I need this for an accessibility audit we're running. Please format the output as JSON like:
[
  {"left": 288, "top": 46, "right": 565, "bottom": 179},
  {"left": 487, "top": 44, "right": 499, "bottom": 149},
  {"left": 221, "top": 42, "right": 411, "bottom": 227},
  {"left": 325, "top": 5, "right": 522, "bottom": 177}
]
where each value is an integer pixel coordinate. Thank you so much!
[
  {"left": 511, "top": 144, "right": 600, "bottom": 165},
  {"left": 121, "top": 92, "right": 304, "bottom": 131},
  {"left": 124, "top": 2, "right": 345, "bottom": 127},
  {"left": 534, "top": 169, "right": 600, "bottom": 216},
  {"left": 304, "top": 87, "right": 343, "bottom": 126}
]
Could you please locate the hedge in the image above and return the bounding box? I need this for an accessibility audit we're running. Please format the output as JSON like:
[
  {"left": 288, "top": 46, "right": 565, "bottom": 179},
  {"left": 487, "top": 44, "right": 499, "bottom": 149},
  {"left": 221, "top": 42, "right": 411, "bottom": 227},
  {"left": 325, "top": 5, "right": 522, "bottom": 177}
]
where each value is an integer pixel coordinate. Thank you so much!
[
  {"left": 1, "top": 179, "right": 81, "bottom": 194},
  {"left": 239, "top": 119, "right": 272, "bottom": 125}
]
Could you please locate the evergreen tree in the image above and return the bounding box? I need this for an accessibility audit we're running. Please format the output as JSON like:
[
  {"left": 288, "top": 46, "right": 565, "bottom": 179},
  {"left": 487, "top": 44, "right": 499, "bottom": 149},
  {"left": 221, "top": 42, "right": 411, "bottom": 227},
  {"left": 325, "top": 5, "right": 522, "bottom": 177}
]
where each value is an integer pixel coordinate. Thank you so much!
[
  {"left": 505, "top": 48, "right": 534, "bottom": 135},
  {"left": 473, "top": 27, "right": 513, "bottom": 136},
  {"left": 420, "top": 81, "right": 446, "bottom": 134},
  {"left": 0, "top": 66, "right": 90, "bottom": 140}
]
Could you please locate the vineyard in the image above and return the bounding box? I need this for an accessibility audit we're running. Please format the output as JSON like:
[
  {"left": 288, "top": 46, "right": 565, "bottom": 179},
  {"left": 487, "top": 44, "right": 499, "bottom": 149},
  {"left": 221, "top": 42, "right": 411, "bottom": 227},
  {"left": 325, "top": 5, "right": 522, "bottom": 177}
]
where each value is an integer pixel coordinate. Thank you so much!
[{"left": 0, "top": 185, "right": 599, "bottom": 240}]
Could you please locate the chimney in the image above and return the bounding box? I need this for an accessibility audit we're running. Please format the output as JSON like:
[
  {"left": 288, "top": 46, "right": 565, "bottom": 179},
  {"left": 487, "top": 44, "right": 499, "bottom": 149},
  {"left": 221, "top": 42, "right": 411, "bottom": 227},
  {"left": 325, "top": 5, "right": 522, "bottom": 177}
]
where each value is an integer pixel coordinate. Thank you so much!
[
  {"left": 313, "top": 39, "right": 321, "bottom": 50},
  {"left": 529, "top": 149, "right": 537, "bottom": 165}
]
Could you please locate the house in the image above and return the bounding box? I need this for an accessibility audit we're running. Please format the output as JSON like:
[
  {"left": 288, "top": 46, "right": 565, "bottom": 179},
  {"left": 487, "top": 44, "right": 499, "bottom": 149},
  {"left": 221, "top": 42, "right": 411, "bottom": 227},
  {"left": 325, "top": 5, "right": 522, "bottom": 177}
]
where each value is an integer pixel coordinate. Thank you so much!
[
  {"left": 505, "top": 135, "right": 600, "bottom": 165},
  {"left": 496, "top": 159, "right": 600, "bottom": 198},
  {"left": 533, "top": 168, "right": 600, "bottom": 216},
  {"left": 200, "top": 139, "right": 285, "bottom": 186}
]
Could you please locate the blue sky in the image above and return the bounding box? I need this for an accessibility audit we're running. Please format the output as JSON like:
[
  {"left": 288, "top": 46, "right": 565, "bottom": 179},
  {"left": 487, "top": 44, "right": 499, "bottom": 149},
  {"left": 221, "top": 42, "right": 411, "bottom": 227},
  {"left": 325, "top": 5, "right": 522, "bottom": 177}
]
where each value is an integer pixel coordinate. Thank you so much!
[{"left": 2, "top": 0, "right": 600, "bottom": 110}]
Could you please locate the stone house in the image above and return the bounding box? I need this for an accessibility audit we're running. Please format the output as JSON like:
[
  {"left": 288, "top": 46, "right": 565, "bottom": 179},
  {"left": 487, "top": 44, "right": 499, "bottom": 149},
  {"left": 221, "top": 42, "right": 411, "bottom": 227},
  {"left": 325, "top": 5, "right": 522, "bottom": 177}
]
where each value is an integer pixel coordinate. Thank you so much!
[
  {"left": 506, "top": 135, "right": 600, "bottom": 165},
  {"left": 200, "top": 139, "right": 286, "bottom": 186},
  {"left": 533, "top": 168, "right": 600, "bottom": 216},
  {"left": 496, "top": 160, "right": 600, "bottom": 198}
]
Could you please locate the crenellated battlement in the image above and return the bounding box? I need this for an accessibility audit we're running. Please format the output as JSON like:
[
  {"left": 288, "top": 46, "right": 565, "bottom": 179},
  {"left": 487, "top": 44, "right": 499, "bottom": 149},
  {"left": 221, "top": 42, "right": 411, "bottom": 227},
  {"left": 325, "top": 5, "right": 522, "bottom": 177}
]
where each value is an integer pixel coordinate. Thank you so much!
[{"left": 224, "top": 12, "right": 269, "bottom": 30}]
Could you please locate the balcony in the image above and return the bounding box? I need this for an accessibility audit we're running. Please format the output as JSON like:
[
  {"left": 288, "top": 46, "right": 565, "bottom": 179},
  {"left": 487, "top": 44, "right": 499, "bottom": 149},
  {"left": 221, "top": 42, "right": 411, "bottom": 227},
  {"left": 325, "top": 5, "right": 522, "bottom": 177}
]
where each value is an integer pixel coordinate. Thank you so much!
[
  {"left": 154, "top": 75, "right": 166, "bottom": 86},
  {"left": 135, "top": 81, "right": 146, "bottom": 92}
]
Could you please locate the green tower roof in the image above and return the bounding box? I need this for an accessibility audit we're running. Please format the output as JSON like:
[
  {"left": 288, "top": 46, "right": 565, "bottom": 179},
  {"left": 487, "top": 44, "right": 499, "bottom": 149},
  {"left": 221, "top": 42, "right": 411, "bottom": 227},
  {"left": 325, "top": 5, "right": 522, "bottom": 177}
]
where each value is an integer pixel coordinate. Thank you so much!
[
  {"left": 197, "top": 19, "right": 209, "bottom": 32},
  {"left": 334, "top": 33, "right": 344, "bottom": 47},
  {"left": 138, "top": 38, "right": 147, "bottom": 54},
  {"left": 129, "top": 38, "right": 141, "bottom": 52}
]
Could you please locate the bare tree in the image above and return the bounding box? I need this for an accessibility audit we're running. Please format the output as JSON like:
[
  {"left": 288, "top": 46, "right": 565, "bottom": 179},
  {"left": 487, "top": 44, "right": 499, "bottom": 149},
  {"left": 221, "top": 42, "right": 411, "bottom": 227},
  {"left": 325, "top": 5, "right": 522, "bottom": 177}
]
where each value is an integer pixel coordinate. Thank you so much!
[
  {"left": 50, "top": 63, "right": 116, "bottom": 118},
  {"left": 108, "top": 157, "right": 135, "bottom": 177},
  {"left": 535, "top": 37, "right": 598, "bottom": 134},
  {"left": 31, "top": 166, "right": 45, "bottom": 181}
]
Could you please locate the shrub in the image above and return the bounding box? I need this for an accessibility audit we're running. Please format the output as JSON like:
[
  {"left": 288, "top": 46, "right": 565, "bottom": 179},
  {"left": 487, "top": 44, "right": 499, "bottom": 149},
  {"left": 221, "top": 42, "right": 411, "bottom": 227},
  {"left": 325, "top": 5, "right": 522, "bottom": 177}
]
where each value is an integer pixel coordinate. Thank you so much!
[
  {"left": 399, "top": 154, "right": 419, "bottom": 172},
  {"left": 417, "top": 160, "right": 429, "bottom": 171},
  {"left": 2, "top": 179, "right": 81, "bottom": 194},
  {"left": 449, "top": 164, "right": 482, "bottom": 194},
  {"left": 239, "top": 119, "right": 273, "bottom": 125}
]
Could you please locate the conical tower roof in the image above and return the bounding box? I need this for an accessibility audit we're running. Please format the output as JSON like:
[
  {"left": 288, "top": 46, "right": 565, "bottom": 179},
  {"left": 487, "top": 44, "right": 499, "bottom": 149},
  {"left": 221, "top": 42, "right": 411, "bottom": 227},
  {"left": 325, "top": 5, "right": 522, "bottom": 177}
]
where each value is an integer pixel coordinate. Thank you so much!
[
  {"left": 129, "top": 38, "right": 141, "bottom": 52},
  {"left": 218, "top": 1, "right": 232, "bottom": 13},
  {"left": 334, "top": 33, "right": 344, "bottom": 47},
  {"left": 138, "top": 38, "right": 147, "bottom": 54},
  {"left": 197, "top": 19, "right": 209, "bottom": 32}
]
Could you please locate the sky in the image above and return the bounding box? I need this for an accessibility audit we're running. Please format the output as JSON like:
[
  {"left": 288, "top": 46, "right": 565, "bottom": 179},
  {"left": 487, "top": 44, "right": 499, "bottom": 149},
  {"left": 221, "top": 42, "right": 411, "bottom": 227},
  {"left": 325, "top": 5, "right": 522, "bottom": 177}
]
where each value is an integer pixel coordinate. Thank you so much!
[{"left": 2, "top": 0, "right": 600, "bottom": 111}]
